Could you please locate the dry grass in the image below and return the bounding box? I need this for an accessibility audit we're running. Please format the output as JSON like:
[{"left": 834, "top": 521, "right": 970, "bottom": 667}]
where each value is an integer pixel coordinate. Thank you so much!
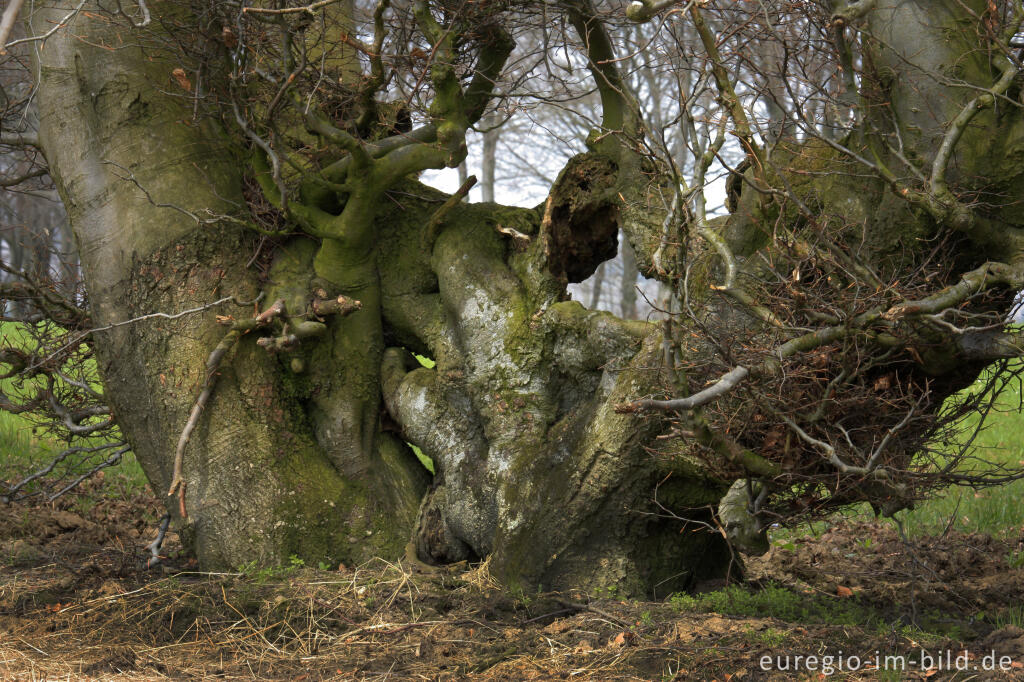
[
  {"left": 0, "top": 490, "right": 1022, "bottom": 680},
  {"left": 0, "top": 556, "right": 677, "bottom": 680}
]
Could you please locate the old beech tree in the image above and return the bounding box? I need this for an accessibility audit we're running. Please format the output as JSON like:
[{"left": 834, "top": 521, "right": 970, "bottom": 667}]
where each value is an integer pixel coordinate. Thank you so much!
[{"left": 6, "top": 0, "right": 1024, "bottom": 595}]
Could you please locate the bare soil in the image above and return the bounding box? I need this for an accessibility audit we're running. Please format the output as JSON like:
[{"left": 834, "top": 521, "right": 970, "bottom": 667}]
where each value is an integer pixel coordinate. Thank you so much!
[{"left": 1, "top": 482, "right": 1022, "bottom": 680}]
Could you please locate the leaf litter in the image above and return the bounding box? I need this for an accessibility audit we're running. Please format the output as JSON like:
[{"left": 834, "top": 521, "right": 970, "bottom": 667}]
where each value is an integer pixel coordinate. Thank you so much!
[{"left": 0, "top": 485, "right": 1021, "bottom": 680}]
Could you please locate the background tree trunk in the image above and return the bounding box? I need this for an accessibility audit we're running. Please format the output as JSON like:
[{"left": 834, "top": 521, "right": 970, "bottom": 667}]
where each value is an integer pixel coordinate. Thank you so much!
[
  {"left": 588, "top": 261, "right": 606, "bottom": 310},
  {"left": 620, "top": 238, "right": 639, "bottom": 319},
  {"left": 480, "top": 113, "right": 500, "bottom": 203}
]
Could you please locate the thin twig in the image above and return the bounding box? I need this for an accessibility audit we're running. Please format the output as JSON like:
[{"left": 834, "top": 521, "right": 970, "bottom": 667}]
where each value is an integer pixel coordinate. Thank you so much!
[
  {"left": 4, "top": 0, "right": 87, "bottom": 53},
  {"left": 243, "top": 0, "right": 341, "bottom": 15},
  {"left": 31, "top": 294, "right": 263, "bottom": 372},
  {"left": 628, "top": 366, "right": 750, "bottom": 412}
]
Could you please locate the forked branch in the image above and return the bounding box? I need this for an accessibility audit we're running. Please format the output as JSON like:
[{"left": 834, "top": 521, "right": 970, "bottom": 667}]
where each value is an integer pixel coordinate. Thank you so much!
[{"left": 621, "top": 260, "right": 1024, "bottom": 414}]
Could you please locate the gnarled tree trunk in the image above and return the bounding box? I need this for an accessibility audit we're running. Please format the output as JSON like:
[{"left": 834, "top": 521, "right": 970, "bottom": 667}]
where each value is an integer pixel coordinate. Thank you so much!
[
  {"left": 30, "top": 1, "right": 733, "bottom": 596},
  {"left": 28, "top": 0, "right": 1024, "bottom": 598}
]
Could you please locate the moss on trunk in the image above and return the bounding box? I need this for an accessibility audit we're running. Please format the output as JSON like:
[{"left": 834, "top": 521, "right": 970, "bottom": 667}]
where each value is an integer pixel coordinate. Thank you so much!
[{"left": 33, "top": 5, "right": 427, "bottom": 571}]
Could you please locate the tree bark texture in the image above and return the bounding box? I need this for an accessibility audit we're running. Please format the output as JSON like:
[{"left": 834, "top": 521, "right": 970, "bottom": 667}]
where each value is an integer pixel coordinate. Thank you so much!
[{"left": 29, "top": 0, "right": 1024, "bottom": 597}]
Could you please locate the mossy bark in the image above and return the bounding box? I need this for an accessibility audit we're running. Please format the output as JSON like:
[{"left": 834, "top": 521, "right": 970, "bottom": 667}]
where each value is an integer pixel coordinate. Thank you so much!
[
  {"left": 378, "top": 181, "right": 734, "bottom": 596},
  {"left": 30, "top": 6, "right": 731, "bottom": 594},
  {"left": 32, "top": 4, "right": 426, "bottom": 570}
]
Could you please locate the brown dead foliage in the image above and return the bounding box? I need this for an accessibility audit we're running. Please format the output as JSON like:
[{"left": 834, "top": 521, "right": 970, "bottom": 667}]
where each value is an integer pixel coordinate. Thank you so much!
[{"left": 748, "top": 520, "right": 1024, "bottom": 633}]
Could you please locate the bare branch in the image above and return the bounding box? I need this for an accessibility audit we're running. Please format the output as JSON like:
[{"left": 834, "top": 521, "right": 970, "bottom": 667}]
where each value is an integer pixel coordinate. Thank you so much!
[
  {"left": 562, "top": 0, "right": 641, "bottom": 138},
  {"left": 625, "top": 366, "right": 750, "bottom": 412},
  {"left": 930, "top": 58, "right": 1018, "bottom": 197},
  {"left": 688, "top": 4, "right": 762, "bottom": 165},
  {"left": 2, "top": 441, "right": 128, "bottom": 502},
  {"left": 311, "top": 293, "right": 362, "bottom": 317},
  {"left": 0, "top": 168, "right": 47, "bottom": 187},
  {"left": 883, "top": 262, "right": 1024, "bottom": 320},
  {"left": 625, "top": 0, "right": 694, "bottom": 23},
  {"left": 699, "top": 226, "right": 784, "bottom": 327},
  {"left": 116, "top": 0, "right": 151, "bottom": 28},
  {"left": 47, "top": 445, "right": 130, "bottom": 501},
  {"left": 32, "top": 294, "right": 262, "bottom": 374},
  {"left": 779, "top": 415, "right": 875, "bottom": 476},
  {"left": 243, "top": 0, "right": 342, "bottom": 15},
  {"left": 48, "top": 392, "right": 113, "bottom": 435},
  {"left": 168, "top": 301, "right": 285, "bottom": 507},
  {"left": 4, "top": 0, "right": 87, "bottom": 52},
  {"left": 0, "top": 130, "right": 39, "bottom": 148},
  {"left": 623, "top": 259, "right": 1024, "bottom": 416},
  {"left": 422, "top": 175, "right": 477, "bottom": 250}
]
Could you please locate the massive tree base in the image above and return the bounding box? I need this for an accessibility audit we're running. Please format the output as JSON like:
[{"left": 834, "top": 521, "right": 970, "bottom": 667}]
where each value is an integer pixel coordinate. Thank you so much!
[{"left": 24, "top": 0, "right": 1024, "bottom": 599}]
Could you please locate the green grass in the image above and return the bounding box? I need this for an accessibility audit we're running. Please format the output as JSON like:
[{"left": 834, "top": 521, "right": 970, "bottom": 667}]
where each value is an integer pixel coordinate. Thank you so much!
[
  {"left": 669, "top": 582, "right": 884, "bottom": 629},
  {"left": 893, "top": 367, "right": 1024, "bottom": 537},
  {"left": 0, "top": 322, "right": 64, "bottom": 478},
  {"left": 897, "top": 482, "right": 1024, "bottom": 537},
  {"left": 768, "top": 363, "right": 1024, "bottom": 541},
  {"left": 669, "top": 582, "right": 979, "bottom": 640},
  {"left": 991, "top": 605, "right": 1024, "bottom": 629},
  {"left": 0, "top": 410, "right": 52, "bottom": 468}
]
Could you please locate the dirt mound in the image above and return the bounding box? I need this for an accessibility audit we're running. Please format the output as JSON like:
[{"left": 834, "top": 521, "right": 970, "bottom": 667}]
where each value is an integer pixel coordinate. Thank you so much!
[
  {"left": 747, "top": 520, "right": 1024, "bottom": 636},
  {"left": 0, "top": 473, "right": 159, "bottom": 557}
]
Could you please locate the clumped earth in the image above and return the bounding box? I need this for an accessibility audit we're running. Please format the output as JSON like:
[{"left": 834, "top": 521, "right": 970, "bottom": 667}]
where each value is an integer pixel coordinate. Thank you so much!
[{"left": 0, "top": 481, "right": 1022, "bottom": 680}]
